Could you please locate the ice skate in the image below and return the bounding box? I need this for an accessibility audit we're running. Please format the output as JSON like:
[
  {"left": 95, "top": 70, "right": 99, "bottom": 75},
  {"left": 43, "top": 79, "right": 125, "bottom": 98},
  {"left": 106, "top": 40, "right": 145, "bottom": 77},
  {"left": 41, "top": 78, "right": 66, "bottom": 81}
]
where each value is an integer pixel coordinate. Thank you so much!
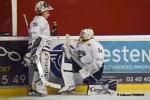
[
  {"left": 59, "top": 86, "right": 76, "bottom": 95},
  {"left": 28, "top": 90, "right": 46, "bottom": 97}
]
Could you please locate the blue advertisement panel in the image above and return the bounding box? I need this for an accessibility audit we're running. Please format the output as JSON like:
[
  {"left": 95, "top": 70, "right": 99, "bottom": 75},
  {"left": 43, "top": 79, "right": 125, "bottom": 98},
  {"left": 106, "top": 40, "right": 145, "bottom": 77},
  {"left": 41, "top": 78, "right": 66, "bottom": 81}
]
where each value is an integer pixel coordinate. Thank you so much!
[
  {"left": 101, "top": 41, "right": 150, "bottom": 83},
  {"left": 101, "top": 41, "right": 150, "bottom": 73}
]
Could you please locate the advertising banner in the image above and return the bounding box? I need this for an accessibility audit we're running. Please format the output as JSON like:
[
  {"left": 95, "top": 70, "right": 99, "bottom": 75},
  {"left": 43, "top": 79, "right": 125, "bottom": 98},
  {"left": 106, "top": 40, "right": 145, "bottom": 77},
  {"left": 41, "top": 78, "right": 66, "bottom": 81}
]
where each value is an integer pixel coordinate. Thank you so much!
[
  {"left": 0, "top": 37, "right": 150, "bottom": 87},
  {"left": 101, "top": 41, "right": 150, "bottom": 84},
  {"left": 49, "top": 40, "right": 150, "bottom": 84}
]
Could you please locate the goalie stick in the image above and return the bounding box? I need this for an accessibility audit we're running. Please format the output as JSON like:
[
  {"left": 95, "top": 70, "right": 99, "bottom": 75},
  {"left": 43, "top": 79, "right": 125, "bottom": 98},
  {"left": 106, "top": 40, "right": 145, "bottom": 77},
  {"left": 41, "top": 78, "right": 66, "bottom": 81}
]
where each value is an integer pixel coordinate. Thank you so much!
[
  {"left": 64, "top": 34, "right": 111, "bottom": 94},
  {"left": 23, "top": 14, "right": 29, "bottom": 32},
  {"left": 23, "top": 14, "right": 61, "bottom": 89}
]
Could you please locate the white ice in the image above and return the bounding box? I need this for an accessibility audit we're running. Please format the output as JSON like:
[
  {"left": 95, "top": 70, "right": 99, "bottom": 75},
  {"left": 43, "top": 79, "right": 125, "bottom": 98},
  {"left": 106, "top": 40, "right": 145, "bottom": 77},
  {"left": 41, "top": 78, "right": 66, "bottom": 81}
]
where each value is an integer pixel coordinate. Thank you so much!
[{"left": 1, "top": 94, "right": 150, "bottom": 100}]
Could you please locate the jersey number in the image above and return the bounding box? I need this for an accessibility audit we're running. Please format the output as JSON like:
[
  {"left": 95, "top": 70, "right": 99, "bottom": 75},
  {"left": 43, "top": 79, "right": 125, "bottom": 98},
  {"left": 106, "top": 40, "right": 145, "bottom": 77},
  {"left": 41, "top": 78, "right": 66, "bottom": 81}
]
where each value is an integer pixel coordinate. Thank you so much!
[
  {"left": 33, "top": 22, "right": 38, "bottom": 27},
  {"left": 98, "top": 48, "right": 102, "bottom": 53}
]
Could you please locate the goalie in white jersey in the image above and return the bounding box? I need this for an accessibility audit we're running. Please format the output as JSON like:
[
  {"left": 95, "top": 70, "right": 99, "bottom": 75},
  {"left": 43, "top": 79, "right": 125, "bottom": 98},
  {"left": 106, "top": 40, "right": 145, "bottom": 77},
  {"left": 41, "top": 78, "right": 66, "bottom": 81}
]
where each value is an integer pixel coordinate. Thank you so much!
[
  {"left": 23, "top": 1, "right": 53, "bottom": 96},
  {"left": 59, "top": 28, "right": 104, "bottom": 93}
]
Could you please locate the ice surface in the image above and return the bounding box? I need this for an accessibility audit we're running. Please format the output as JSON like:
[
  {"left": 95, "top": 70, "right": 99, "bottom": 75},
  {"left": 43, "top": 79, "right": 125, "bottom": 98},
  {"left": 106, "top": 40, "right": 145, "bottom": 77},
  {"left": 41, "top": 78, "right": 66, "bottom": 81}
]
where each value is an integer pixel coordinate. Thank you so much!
[{"left": 1, "top": 94, "right": 149, "bottom": 100}]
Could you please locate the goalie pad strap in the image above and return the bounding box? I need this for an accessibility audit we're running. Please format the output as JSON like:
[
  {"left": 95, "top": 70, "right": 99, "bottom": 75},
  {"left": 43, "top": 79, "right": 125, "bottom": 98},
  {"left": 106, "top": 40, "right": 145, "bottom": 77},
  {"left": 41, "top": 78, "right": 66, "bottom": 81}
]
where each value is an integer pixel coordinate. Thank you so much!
[{"left": 63, "top": 70, "right": 74, "bottom": 72}]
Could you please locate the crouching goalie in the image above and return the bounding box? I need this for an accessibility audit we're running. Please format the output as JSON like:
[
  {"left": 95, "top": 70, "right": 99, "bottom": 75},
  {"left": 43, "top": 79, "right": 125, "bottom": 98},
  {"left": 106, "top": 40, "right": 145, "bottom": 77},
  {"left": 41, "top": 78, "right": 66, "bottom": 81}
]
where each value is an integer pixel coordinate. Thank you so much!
[{"left": 59, "top": 28, "right": 105, "bottom": 93}]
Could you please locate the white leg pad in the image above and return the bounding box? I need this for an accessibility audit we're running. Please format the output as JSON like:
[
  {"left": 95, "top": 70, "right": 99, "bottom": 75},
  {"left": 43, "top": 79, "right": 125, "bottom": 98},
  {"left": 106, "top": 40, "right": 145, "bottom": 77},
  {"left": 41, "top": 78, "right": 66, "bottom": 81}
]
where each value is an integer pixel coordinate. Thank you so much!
[{"left": 61, "top": 63, "right": 75, "bottom": 87}]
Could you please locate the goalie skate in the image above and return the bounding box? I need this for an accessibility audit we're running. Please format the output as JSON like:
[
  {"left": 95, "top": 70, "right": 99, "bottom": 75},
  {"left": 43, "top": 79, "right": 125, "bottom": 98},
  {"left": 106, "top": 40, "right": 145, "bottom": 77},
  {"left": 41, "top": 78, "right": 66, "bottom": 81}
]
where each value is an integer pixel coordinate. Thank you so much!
[
  {"left": 28, "top": 90, "right": 46, "bottom": 97},
  {"left": 59, "top": 86, "right": 76, "bottom": 95}
]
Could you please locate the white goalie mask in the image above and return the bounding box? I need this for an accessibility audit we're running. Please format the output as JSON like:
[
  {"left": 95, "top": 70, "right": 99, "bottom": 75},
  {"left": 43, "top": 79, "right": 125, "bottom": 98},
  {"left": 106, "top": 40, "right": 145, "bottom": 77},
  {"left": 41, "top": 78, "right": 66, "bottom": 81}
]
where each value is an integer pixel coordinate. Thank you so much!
[
  {"left": 35, "top": 1, "right": 53, "bottom": 14},
  {"left": 79, "top": 28, "right": 94, "bottom": 41}
]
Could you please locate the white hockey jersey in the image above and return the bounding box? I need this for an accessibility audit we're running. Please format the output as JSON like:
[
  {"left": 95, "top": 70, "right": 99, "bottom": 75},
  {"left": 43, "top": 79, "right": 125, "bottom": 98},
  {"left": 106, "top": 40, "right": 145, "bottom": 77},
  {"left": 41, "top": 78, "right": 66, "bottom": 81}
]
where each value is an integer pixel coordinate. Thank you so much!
[
  {"left": 28, "top": 16, "right": 51, "bottom": 52},
  {"left": 29, "top": 16, "right": 51, "bottom": 36},
  {"left": 76, "top": 39, "right": 104, "bottom": 69}
]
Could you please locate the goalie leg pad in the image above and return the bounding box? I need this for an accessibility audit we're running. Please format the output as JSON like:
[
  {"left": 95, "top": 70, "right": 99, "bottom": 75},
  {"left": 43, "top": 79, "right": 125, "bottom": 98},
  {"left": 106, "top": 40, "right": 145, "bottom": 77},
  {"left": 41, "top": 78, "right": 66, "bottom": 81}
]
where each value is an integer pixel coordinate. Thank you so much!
[
  {"left": 28, "top": 64, "right": 38, "bottom": 86},
  {"left": 59, "top": 63, "right": 75, "bottom": 93},
  {"left": 40, "top": 50, "right": 51, "bottom": 81},
  {"left": 59, "top": 53, "right": 75, "bottom": 93},
  {"left": 31, "top": 71, "right": 39, "bottom": 90},
  {"left": 61, "top": 62, "right": 75, "bottom": 87}
]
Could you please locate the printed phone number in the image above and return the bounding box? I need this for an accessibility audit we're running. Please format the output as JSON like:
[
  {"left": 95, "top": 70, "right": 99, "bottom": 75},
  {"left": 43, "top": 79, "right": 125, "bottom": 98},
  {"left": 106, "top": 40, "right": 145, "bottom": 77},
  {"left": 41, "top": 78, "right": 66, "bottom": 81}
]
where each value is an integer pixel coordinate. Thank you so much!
[{"left": 0, "top": 74, "right": 27, "bottom": 85}]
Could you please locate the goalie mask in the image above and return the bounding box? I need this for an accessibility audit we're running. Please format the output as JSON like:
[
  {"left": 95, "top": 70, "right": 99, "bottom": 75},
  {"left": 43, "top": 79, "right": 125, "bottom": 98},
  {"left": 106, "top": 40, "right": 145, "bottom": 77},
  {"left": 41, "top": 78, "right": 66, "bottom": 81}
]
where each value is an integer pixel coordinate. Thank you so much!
[
  {"left": 35, "top": 1, "right": 53, "bottom": 14},
  {"left": 79, "top": 28, "right": 94, "bottom": 41}
]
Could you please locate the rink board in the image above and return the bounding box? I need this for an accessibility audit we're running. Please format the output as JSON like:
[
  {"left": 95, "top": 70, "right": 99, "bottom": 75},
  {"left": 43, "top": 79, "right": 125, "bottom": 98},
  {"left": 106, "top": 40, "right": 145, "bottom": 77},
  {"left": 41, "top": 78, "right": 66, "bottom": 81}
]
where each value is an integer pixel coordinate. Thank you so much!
[
  {"left": 0, "top": 84, "right": 150, "bottom": 96},
  {"left": 0, "top": 36, "right": 150, "bottom": 96}
]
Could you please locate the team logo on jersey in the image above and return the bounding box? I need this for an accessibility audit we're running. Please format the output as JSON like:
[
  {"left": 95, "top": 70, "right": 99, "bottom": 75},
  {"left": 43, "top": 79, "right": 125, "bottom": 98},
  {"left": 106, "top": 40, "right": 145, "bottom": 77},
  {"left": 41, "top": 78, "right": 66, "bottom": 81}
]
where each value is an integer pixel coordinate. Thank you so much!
[{"left": 33, "top": 22, "right": 38, "bottom": 27}]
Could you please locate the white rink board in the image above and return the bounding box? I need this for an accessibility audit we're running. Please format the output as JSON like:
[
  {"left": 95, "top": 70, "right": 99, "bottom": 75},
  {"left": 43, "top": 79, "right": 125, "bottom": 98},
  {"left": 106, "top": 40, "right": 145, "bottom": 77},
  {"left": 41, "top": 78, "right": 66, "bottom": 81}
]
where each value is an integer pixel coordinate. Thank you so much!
[{"left": 0, "top": 35, "right": 150, "bottom": 41}]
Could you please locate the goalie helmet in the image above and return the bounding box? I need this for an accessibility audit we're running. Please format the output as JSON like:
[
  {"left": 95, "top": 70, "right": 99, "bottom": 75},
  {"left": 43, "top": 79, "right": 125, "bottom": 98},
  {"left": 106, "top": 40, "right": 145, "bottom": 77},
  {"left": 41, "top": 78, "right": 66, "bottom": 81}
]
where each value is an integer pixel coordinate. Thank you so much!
[
  {"left": 35, "top": 1, "right": 53, "bottom": 14},
  {"left": 79, "top": 28, "right": 94, "bottom": 41}
]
